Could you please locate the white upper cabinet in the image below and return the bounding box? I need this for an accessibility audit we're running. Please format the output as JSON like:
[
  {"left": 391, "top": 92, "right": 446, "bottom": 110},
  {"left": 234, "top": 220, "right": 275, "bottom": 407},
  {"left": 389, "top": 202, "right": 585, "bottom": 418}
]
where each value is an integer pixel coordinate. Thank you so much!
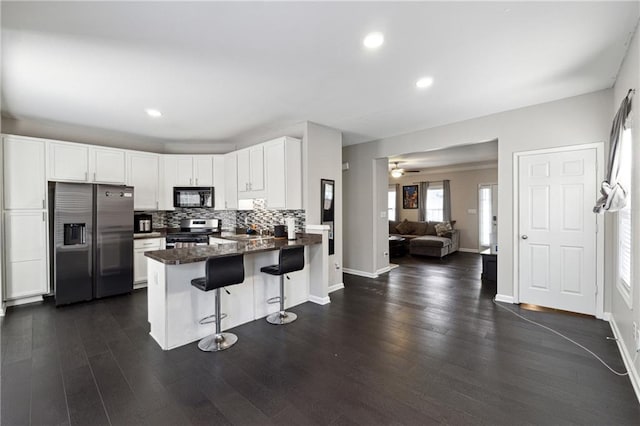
[
  {"left": 213, "top": 155, "right": 226, "bottom": 210},
  {"left": 47, "top": 141, "right": 126, "bottom": 184},
  {"left": 265, "top": 137, "right": 302, "bottom": 210},
  {"left": 237, "top": 145, "right": 264, "bottom": 195},
  {"left": 223, "top": 152, "right": 238, "bottom": 210},
  {"left": 193, "top": 156, "right": 214, "bottom": 186},
  {"left": 175, "top": 156, "right": 194, "bottom": 186},
  {"left": 126, "top": 152, "right": 159, "bottom": 210},
  {"left": 3, "top": 136, "right": 46, "bottom": 210},
  {"left": 91, "top": 147, "right": 126, "bottom": 184},
  {"left": 48, "top": 141, "right": 90, "bottom": 182}
]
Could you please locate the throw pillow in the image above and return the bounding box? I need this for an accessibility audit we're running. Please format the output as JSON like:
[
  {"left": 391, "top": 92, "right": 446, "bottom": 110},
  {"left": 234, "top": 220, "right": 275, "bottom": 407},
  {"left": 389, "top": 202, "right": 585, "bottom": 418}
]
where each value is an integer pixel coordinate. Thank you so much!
[
  {"left": 395, "top": 219, "right": 412, "bottom": 235},
  {"left": 435, "top": 221, "right": 453, "bottom": 237}
]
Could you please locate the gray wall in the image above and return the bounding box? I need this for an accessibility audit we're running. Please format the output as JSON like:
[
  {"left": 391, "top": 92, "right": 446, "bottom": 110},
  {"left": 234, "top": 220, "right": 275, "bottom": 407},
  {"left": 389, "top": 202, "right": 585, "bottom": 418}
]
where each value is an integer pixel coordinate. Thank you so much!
[
  {"left": 343, "top": 89, "right": 612, "bottom": 298},
  {"left": 609, "top": 25, "right": 640, "bottom": 381},
  {"left": 303, "top": 122, "right": 344, "bottom": 287},
  {"left": 374, "top": 158, "right": 389, "bottom": 272},
  {"left": 394, "top": 166, "right": 498, "bottom": 250}
]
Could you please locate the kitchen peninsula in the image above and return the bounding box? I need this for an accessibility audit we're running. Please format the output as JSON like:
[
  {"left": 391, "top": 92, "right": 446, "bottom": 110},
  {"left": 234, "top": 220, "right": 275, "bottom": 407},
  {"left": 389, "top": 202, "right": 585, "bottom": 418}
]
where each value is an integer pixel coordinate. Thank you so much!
[{"left": 144, "top": 226, "right": 329, "bottom": 350}]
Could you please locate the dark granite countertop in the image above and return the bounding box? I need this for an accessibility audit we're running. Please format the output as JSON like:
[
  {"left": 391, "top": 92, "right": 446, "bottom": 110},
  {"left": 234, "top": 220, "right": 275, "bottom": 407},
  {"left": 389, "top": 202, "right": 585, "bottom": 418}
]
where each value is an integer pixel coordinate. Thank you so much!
[{"left": 144, "top": 233, "right": 322, "bottom": 265}]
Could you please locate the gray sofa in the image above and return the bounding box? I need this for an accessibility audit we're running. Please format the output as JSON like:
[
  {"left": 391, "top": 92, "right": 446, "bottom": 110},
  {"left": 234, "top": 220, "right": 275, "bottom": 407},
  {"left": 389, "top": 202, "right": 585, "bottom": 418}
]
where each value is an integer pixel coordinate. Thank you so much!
[{"left": 389, "top": 219, "right": 460, "bottom": 258}]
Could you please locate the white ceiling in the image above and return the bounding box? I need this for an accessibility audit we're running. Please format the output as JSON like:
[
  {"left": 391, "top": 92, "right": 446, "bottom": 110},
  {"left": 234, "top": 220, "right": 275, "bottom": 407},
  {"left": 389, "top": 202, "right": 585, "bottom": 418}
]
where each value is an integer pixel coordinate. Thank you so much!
[{"left": 2, "top": 2, "right": 638, "bottom": 147}]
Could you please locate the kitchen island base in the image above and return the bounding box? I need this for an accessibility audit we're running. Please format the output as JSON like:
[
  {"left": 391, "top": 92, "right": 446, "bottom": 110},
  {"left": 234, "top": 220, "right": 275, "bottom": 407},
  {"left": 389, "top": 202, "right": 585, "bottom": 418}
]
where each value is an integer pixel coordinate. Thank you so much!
[{"left": 146, "top": 229, "right": 328, "bottom": 350}]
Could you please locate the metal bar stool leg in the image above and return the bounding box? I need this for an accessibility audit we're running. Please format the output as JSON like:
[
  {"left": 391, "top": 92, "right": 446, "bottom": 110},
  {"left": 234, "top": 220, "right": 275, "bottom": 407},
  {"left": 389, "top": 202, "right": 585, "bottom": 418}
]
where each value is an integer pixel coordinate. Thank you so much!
[
  {"left": 198, "top": 288, "right": 238, "bottom": 351},
  {"left": 266, "top": 275, "right": 297, "bottom": 325}
]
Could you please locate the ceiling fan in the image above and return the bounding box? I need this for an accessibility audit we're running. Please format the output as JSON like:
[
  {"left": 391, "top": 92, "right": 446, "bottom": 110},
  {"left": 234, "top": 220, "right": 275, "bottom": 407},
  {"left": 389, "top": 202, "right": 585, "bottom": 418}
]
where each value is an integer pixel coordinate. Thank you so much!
[{"left": 389, "top": 162, "right": 420, "bottom": 178}]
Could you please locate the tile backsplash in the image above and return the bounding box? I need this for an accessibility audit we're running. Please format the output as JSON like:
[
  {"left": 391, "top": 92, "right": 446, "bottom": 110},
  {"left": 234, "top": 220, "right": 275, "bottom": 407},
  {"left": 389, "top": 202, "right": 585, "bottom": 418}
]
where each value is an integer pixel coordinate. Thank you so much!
[{"left": 136, "top": 199, "right": 305, "bottom": 233}]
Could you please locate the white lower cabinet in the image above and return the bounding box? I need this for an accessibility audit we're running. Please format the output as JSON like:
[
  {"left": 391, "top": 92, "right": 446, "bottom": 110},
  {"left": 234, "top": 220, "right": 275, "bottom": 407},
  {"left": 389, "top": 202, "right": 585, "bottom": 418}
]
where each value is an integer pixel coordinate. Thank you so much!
[
  {"left": 3, "top": 210, "right": 49, "bottom": 300},
  {"left": 134, "top": 238, "right": 165, "bottom": 285}
]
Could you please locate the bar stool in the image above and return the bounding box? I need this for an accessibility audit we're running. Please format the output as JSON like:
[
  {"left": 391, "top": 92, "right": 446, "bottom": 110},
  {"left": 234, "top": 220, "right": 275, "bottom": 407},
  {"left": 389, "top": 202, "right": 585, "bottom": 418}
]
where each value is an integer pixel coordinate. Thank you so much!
[
  {"left": 260, "top": 245, "right": 305, "bottom": 325},
  {"left": 191, "top": 253, "right": 245, "bottom": 352}
]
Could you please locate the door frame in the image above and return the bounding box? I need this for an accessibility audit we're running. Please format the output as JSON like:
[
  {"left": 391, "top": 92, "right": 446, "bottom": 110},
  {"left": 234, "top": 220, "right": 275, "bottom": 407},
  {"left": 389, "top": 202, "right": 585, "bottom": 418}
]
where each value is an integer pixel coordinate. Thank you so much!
[{"left": 512, "top": 142, "right": 605, "bottom": 319}]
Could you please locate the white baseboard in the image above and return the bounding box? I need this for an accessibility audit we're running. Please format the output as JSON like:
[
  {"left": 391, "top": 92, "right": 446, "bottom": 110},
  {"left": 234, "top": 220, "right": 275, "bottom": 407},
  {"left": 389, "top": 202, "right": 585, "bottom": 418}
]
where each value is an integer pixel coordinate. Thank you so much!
[
  {"left": 376, "top": 266, "right": 392, "bottom": 276},
  {"left": 308, "top": 295, "right": 331, "bottom": 305},
  {"left": 0, "top": 302, "right": 4, "bottom": 317},
  {"left": 328, "top": 283, "right": 344, "bottom": 293},
  {"left": 5, "top": 295, "right": 44, "bottom": 307},
  {"left": 458, "top": 248, "right": 479, "bottom": 253},
  {"left": 343, "top": 268, "right": 378, "bottom": 278},
  {"left": 494, "top": 294, "right": 515, "bottom": 304},
  {"left": 133, "top": 282, "right": 148, "bottom": 290},
  {"left": 389, "top": 263, "right": 399, "bottom": 270},
  {"left": 609, "top": 314, "right": 640, "bottom": 403},
  {"left": 602, "top": 312, "right": 612, "bottom": 322}
]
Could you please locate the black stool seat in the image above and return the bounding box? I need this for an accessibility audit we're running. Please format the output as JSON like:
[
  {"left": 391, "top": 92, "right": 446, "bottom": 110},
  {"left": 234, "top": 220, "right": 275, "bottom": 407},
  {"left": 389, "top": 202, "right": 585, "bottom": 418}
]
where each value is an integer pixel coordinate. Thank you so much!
[
  {"left": 191, "top": 253, "right": 244, "bottom": 352},
  {"left": 260, "top": 245, "right": 305, "bottom": 276},
  {"left": 191, "top": 253, "right": 245, "bottom": 291},
  {"left": 261, "top": 245, "right": 304, "bottom": 325}
]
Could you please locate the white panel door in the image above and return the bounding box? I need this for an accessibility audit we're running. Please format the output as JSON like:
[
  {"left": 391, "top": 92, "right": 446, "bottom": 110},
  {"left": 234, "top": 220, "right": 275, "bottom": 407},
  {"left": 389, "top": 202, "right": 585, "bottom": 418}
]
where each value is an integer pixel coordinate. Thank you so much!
[
  {"left": 49, "top": 142, "right": 89, "bottom": 182},
  {"left": 519, "top": 148, "right": 597, "bottom": 315},
  {"left": 4, "top": 211, "right": 48, "bottom": 299},
  {"left": 193, "top": 156, "right": 213, "bottom": 186},
  {"left": 3, "top": 137, "right": 46, "bottom": 210},
  {"left": 92, "top": 147, "right": 126, "bottom": 184}
]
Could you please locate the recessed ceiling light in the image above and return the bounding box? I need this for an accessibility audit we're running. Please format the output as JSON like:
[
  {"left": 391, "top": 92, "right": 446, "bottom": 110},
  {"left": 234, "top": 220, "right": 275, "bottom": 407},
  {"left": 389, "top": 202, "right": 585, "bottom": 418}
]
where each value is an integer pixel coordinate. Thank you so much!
[
  {"left": 415, "top": 77, "right": 434, "bottom": 89},
  {"left": 363, "top": 32, "right": 384, "bottom": 49},
  {"left": 145, "top": 108, "right": 162, "bottom": 118}
]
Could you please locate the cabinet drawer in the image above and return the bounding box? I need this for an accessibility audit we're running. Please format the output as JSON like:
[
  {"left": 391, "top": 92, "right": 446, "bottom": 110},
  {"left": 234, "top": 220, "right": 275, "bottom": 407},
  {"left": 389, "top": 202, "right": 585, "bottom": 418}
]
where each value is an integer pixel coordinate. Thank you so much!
[{"left": 134, "top": 238, "right": 163, "bottom": 250}]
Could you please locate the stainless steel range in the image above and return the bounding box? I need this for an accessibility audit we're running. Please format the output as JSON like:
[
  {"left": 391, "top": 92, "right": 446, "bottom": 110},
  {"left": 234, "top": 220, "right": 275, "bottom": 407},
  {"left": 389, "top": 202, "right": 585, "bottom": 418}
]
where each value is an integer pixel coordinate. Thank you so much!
[{"left": 165, "top": 218, "right": 220, "bottom": 249}]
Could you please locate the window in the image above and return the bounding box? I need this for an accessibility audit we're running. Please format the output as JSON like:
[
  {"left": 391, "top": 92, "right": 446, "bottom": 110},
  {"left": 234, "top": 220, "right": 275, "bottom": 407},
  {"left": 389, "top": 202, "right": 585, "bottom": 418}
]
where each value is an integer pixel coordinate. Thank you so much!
[
  {"left": 388, "top": 186, "right": 396, "bottom": 221},
  {"left": 618, "top": 127, "right": 633, "bottom": 294},
  {"left": 479, "top": 186, "right": 492, "bottom": 248},
  {"left": 426, "top": 182, "right": 443, "bottom": 222}
]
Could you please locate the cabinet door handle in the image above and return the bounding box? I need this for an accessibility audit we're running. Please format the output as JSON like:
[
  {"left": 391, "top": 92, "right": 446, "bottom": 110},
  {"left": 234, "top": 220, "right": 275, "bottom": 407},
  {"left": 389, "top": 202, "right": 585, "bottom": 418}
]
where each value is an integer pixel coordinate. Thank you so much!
[
  {"left": 42, "top": 211, "right": 46, "bottom": 222},
  {"left": 195, "top": 178, "right": 198, "bottom": 185},
  {"left": 93, "top": 172, "right": 96, "bottom": 182},
  {"left": 85, "top": 172, "right": 88, "bottom": 181},
  {"left": 156, "top": 201, "right": 159, "bottom": 210},
  {"left": 42, "top": 199, "right": 46, "bottom": 209}
]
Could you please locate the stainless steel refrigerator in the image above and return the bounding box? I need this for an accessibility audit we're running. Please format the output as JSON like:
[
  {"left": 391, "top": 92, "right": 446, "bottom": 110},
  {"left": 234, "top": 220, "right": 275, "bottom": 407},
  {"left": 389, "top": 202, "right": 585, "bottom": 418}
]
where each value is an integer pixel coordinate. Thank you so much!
[{"left": 50, "top": 182, "right": 134, "bottom": 305}]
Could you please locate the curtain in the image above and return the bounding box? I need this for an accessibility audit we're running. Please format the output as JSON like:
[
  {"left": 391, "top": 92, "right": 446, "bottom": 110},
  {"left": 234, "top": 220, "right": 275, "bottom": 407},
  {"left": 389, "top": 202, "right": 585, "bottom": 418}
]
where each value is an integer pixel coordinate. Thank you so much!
[
  {"left": 418, "top": 181, "right": 429, "bottom": 221},
  {"left": 395, "top": 183, "right": 401, "bottom": 219},
  {"left": 442, "top": 179, "right": 451, "bottom": 222},
  {"left": 593, "top": 89, "right": 634, "bottom": 213}
]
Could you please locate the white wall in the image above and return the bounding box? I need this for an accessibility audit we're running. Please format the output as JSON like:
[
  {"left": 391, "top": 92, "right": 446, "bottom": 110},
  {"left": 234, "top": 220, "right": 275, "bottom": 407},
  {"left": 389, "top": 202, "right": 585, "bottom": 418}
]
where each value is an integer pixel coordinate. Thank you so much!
[
  {"left": 303, "top": 122, "right": 344, "bottom": 287},
  {"left": 343, "top": 89, "right": 612, "bottom": 299},
  {"left": 609, "top": 24, "right": 640, "bottom": 391},
  {"left": 393, "top": 166, "right": 498, "bottom": 250}
]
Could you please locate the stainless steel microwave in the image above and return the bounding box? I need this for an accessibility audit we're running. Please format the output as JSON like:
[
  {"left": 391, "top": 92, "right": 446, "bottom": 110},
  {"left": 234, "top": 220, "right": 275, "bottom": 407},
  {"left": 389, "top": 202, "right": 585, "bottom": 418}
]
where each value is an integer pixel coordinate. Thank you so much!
[{"left": 173, "top": 187, "right": 214, "bottom": 208}]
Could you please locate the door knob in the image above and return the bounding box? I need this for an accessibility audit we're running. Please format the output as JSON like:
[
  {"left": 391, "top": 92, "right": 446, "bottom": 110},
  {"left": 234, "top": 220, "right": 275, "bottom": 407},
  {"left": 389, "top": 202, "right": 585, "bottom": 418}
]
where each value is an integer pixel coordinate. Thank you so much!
[{"left": 522, "top": 235, "right": 528, "bottom": 240}]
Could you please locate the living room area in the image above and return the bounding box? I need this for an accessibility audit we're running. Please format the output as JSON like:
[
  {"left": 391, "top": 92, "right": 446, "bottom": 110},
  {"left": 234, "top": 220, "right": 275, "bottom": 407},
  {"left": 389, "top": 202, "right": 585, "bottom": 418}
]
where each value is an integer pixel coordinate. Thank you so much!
[{"left": 386, "top": 141, "right": 498, "bottom": 279}]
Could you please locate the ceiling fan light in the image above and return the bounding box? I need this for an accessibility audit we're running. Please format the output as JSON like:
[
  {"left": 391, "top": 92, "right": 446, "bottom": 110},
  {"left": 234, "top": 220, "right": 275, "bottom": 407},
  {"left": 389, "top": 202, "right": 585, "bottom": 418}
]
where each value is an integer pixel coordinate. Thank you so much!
[{"left": 391, "top": 169, "right": 403, "bottom": 178}]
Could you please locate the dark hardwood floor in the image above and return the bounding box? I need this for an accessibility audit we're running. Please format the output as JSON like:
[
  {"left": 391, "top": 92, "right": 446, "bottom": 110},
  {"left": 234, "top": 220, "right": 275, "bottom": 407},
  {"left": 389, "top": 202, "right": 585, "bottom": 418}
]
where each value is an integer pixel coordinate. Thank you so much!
[{"left": 2, "top": 252, "right": 639, "bottom": 425}]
